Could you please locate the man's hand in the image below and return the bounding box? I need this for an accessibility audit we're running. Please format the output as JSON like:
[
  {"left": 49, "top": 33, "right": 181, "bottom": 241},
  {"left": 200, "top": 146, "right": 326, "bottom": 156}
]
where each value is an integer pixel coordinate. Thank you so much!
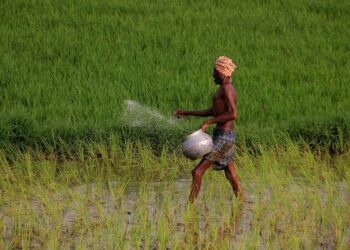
[
  {"left": 200, "top": 121, "right": 210, "bottom": 131},
  {"left": 174, "top": 110, "right": 186, "bottom": 118}
]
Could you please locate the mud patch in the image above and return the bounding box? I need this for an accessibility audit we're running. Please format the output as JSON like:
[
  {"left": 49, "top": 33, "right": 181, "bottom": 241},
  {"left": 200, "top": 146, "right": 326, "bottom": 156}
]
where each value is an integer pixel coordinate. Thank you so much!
[{"left": 1, "top": 178, "right": 349, "bottom": 249}]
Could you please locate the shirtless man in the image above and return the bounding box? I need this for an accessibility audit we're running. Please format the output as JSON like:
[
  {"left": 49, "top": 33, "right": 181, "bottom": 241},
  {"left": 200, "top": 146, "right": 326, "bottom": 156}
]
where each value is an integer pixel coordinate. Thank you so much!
[{"left": 174, "top": 56, "right": 243, "bottom": 203}]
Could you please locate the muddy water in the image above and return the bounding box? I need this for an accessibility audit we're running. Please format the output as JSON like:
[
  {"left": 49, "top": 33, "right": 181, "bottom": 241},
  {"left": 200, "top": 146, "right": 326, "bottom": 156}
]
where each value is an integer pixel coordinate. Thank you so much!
[
  {"left": 1, "top": 177, "right": 256, "bottom": 248},
  {"left": 2, "top": 176, "right": 349, "bottom": 249},
  {"left": 61, "top": 178, "right": 253, "bottom": 245},
  {"left": 57, "top": 178, "right": 350, "bottom": 247}
]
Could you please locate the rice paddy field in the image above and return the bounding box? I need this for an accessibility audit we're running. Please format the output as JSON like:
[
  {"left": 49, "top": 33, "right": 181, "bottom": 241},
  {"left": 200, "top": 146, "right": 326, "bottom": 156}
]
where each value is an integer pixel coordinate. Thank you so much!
[
  {"left": 1, "top": 0, "right": 350, "bottom": 249},
  {"left": 1, "top": 0, "right": 349, "bottom": 149},
  {"left": 0, "top": 143, "right": 349, "bottom": 249}
]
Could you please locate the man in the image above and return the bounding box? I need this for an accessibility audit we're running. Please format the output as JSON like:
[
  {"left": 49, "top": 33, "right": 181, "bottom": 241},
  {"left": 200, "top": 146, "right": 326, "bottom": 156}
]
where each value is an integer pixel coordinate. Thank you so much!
[{"left": 174, "top": 56, "right": 243, "bottom": 203}]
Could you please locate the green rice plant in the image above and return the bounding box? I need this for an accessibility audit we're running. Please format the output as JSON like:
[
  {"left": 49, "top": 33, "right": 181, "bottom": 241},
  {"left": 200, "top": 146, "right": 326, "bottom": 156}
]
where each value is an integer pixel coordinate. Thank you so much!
[
  {"left": 0, "top": 0, "right": 349, "bottom": 149},
  {"left": 0, "top": 141, "right": 349, "bottom": 249}
]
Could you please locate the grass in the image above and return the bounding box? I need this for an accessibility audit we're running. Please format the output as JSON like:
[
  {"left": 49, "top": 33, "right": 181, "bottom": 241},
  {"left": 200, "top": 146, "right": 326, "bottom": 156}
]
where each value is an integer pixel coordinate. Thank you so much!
[
  {"left": 1, "top": 0, "right": 349, "bottom": 149},
  {"left": 0, "top": 142, "right": 349, "bottom": 249}
]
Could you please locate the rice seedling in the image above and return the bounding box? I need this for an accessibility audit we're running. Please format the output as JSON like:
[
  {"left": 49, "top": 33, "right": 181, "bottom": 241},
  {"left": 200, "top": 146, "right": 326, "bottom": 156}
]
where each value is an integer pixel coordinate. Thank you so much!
[{"left": 0, "top": 142, "right": 348, "bottom": 249}]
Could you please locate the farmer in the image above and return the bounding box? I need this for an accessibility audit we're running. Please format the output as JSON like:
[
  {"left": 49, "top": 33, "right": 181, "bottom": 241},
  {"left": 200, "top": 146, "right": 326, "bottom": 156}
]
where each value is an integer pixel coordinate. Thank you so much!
[{"left": 174, "top": 56, "right": 244, "bottom": 203}]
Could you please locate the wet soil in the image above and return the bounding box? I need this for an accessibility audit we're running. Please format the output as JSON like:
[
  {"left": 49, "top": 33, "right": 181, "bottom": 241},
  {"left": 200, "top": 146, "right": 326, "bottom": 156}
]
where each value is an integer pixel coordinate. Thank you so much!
[{"left": 1, "top": 176, "right": 349, "bottom": 249}]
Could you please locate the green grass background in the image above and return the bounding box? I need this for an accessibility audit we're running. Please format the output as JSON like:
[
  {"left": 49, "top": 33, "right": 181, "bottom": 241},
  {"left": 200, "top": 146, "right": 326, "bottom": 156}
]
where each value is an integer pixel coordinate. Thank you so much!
[{"left": 1, "top": 0, "right": 349, "bottom": 149}]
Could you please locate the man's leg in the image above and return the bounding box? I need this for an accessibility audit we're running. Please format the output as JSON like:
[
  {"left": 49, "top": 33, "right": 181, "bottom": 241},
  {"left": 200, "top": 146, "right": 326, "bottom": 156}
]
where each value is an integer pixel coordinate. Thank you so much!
[
  {"left": 189, "top": 158, "right": 213, "bottom": 203},
  {"left": 224, "top": 160, "right": 244, "bottom": 200}
]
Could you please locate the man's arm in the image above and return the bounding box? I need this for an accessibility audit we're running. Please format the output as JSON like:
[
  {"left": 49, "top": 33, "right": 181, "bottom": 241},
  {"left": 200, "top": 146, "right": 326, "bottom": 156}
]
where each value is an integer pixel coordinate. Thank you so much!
[
  {"left": 174, "top": 108, "right": 213, "bottom": 117},
  {"left": 201, "top": 85, "right": 237, "bottom": 127}
]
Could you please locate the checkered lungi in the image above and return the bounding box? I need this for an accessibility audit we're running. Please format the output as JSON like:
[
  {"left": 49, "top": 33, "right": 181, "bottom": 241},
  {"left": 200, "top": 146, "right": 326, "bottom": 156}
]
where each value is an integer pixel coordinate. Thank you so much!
[{"left": 204, "top": 127, "right": 236, "bottom": 171}]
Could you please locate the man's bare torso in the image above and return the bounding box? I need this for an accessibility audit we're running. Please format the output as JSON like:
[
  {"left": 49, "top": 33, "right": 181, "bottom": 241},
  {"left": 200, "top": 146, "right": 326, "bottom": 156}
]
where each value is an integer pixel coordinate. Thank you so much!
[{"left": 212, "top": 85, "right": 237, "bottom": 131}]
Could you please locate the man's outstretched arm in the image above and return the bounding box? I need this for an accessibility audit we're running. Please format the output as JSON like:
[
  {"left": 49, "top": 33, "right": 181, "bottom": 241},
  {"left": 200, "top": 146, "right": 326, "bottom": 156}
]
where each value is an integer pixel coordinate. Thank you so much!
[{"left": 174, "top": 108, "right": 213, "bottom": 117}]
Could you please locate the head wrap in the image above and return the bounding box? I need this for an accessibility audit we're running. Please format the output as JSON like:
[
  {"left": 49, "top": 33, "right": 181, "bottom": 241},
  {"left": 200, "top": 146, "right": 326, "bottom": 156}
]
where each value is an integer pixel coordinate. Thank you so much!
[{"left": 214, "top": 56, "right": 236, "bottom": 77}]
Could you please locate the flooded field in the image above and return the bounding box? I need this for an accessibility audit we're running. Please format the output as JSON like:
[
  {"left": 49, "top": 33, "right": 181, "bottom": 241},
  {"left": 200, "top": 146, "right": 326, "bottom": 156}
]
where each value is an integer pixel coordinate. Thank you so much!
[{"left": 0, "top": 144, "right": 349, "bottom": 249}]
